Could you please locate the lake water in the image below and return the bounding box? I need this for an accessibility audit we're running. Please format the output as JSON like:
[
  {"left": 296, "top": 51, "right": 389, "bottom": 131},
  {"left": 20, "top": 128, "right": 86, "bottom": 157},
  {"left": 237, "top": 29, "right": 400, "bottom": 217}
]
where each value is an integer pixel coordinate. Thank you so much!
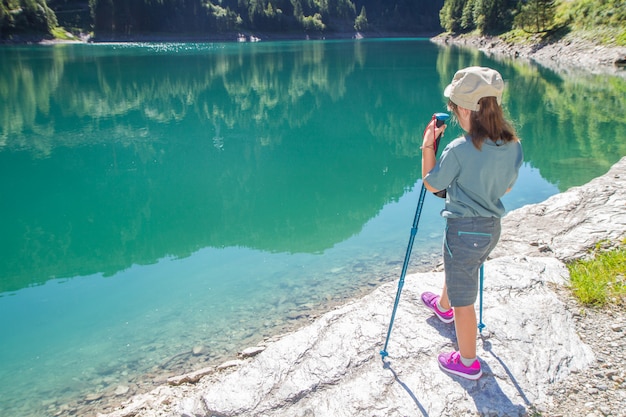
[{"left": 1, "top": 39, "right": 625, "bottom": 416}]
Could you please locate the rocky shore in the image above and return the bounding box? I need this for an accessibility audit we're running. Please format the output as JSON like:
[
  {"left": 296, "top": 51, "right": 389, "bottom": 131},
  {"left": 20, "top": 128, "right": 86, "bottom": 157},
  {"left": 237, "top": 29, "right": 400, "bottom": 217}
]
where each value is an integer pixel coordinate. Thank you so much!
[
  {"left": 89, "top": 156, "right": 625, "bottom": 417},
  {"left": 431, "top": 33, "right": 626, "bottom": 78}
]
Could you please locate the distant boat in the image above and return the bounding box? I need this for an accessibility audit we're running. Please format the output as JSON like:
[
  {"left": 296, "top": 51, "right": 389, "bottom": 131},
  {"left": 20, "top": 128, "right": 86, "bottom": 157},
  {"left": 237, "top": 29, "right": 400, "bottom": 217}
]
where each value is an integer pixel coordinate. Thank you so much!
[{"left": 237, "top": 33, "right": 246, "bottom": 42}]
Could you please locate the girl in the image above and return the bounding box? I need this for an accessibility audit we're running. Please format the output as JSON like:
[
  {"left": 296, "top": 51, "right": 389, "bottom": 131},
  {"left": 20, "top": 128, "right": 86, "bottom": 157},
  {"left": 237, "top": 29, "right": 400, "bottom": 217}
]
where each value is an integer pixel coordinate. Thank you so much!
[{"left": 420, "top": 66, "right": 523, "bottom": 380}]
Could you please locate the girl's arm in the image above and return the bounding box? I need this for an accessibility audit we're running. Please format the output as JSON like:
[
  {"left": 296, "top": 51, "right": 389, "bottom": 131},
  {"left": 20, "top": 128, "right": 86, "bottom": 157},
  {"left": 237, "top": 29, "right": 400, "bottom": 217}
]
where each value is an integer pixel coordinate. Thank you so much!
[{"left": 421, "top": 118, "right": 446, "bottom": 192}]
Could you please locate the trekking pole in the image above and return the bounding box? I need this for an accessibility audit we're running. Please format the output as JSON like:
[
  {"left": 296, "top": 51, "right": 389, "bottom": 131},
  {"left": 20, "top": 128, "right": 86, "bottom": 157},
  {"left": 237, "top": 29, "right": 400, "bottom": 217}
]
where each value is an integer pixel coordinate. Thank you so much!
[
  {"left": 380, "top": 112, "right": 449, "bottom": 359},
  {"left": 478, "top": 264, "right": 485, "bottom": 333}
]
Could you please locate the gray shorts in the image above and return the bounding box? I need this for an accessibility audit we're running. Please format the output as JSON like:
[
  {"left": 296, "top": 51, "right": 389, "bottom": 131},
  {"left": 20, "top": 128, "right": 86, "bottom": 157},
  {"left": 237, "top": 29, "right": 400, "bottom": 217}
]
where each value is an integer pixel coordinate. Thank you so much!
[{"left": 443, "top": 217, "right": 501, "bottom": 307}]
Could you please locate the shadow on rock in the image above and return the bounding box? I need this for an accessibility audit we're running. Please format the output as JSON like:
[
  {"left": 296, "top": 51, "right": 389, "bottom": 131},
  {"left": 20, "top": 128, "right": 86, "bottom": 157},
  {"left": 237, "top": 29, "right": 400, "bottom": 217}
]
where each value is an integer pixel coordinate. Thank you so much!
[
  {"left": 481, "top": 337, "right": 532, "bottom": 409},
  {"left": 425, "top": 316, "right": 456, "bottom": 341},
  {"left": 436, "top": 337, "right": 530, "bottom": 417},
  {"left": 382, "top": 360, "right": 429, "bottom": 417}
]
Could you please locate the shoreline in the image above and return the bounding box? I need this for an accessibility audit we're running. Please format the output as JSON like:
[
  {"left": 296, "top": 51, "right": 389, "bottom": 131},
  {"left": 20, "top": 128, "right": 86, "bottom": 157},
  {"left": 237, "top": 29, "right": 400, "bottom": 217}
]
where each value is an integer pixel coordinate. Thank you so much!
[
  {"left": 6, "top": 29, "right": 625, "bottom": 77},
  {"left": 431, "top": 33, "right": 626, "bottom": 78},
  {"left": 2, "top": 30, "right": 437, "bottom": 45},
  {"left": 50, "top": 255, "right": 443, "bottom": 417}
]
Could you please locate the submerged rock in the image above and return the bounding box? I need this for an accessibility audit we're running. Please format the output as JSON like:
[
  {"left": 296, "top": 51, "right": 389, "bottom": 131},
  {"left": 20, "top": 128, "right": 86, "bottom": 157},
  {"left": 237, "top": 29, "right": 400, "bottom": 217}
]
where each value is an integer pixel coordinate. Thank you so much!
[
  {"left": 191, "top": 345, "right": 207, "bottom": 356},
  {"left": 85, "top": 392, "right": 103, "bottom": 403},
  {"left": 113, "top": 385, "right": 130, "bottom": 396}
]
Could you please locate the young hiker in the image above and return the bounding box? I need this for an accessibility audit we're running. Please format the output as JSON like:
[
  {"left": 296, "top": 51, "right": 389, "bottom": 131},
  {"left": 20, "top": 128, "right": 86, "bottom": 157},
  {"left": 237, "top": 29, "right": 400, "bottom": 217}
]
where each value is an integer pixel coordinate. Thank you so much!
[{"left": 420, "top": 66, "right": 523, "bottom": 380}]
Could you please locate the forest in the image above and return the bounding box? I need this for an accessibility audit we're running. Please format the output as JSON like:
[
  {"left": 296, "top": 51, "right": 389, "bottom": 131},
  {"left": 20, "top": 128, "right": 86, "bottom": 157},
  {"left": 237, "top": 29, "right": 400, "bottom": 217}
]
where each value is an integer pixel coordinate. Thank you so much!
[
  {"left": 1, "top": 0, "right": 625, "bottom": 43},
  {"left": 1, "top": 0, "right": 445, "bottom": 39}
]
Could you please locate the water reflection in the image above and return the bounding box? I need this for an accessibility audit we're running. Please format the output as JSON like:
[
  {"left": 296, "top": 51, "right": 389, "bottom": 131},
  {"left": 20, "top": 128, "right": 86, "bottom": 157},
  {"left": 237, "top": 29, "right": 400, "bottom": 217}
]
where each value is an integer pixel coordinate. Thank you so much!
[
  {"left": 2, "top": 41, "right": 626, "bottom": 297},
  {"left": 1, "top": 41, "right": 435, "bottom": 293}
]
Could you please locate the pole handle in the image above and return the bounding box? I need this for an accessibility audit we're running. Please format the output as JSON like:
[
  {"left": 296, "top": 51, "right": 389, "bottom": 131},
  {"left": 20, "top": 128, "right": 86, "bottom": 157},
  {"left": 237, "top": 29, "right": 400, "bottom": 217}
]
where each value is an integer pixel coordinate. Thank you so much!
[{"left": 432, "top": 113, "right": 449, "bottom": 199}]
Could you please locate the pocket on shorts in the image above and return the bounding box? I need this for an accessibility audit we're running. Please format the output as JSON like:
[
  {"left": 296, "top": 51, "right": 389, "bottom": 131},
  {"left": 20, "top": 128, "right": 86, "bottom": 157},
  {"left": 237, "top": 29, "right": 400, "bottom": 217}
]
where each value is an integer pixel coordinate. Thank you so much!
[
  {"left": 445, "top": 229, "right": 494, "bottom": 261},
  {"left": 457, "top": 231, "right": 493, "bottom": 253}
]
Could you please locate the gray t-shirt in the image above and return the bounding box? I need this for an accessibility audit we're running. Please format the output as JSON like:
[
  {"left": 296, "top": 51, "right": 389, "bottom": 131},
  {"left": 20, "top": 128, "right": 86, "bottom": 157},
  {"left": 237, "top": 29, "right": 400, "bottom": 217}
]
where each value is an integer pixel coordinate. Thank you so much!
[{"left": 424, "top": 135, "right": 523, "bottom": 218}]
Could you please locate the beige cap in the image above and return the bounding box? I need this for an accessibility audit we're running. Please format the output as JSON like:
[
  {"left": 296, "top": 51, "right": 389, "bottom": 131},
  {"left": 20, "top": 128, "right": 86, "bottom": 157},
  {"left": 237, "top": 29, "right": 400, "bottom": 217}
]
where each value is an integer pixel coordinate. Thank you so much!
[{"left": 444, "top": 66, "right": 504, "bottom": 111}]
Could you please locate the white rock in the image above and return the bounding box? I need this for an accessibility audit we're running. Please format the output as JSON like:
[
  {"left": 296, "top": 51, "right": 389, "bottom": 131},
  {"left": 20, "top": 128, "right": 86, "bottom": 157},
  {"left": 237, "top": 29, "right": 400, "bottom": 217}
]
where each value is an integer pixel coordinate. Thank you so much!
[
  {"left": 217, "top": 359, "right": 244, "bottom": 370},
  {"left": 238, "top": 346, "right": 266, "bottom": 358}
]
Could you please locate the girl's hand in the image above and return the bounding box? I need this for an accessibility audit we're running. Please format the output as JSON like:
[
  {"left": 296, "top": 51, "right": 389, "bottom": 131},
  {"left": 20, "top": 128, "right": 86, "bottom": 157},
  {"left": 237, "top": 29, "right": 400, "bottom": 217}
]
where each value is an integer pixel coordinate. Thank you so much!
[{"left": 422, "top": 118, "right": 446, "bottom": 149}]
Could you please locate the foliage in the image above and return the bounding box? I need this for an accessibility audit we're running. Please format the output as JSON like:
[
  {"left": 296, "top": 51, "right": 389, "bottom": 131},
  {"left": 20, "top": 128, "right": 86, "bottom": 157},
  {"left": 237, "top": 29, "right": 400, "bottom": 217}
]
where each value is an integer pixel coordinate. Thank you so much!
[
  {"left": 47, "top": 0, "right": 90, "bottom": 32},
  {"left": 440, "top": 0, "right": 625, "bottom": 41},
  {"left": 300, "top": 12, "right": 325, "bottom": 31},
  {"left": 1, "top": 0, "right": 58, "bottom": 36},
  {"left": 441, "top": 0, "right": 516, "bottom": 34},
  {"left": 558, "top": 0, "right": 626, "bottom": 29},
  {"left": 553, "top": 0, "right": 626, "bottom": 45},
  {"left": 80, "top": 0, "right": 445, "bottom": 37},
  {"left": 0, "top": 0, "right": 446, "bottom": 39},
  {"left": 568, "top": 241, "right": 626, "bottom": 307},
  {"left": 440, "top": 0, "right": 464, "bottom": 33},
  {"left": 3, "top": 1, "right": 625, "bottom": 49},
  {"left": 514, "top": 0, "right": 557, "bottom": 33},
  {"left": 354, "top": 5, "right": 367, "bottom": 31}
]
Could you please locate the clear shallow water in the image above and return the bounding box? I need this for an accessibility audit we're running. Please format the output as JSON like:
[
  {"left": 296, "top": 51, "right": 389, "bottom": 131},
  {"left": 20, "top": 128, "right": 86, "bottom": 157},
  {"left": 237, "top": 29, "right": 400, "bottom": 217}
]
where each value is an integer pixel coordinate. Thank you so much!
[{"left": 1, "top": 39, "right": 625, "bottom": 416}]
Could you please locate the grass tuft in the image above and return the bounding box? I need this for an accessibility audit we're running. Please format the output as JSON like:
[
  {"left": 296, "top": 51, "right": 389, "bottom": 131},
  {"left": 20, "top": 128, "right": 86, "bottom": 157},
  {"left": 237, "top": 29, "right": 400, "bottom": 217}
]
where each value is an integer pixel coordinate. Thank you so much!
[{"left": 567, "top": 241, "right": 626, "bottom": 307}]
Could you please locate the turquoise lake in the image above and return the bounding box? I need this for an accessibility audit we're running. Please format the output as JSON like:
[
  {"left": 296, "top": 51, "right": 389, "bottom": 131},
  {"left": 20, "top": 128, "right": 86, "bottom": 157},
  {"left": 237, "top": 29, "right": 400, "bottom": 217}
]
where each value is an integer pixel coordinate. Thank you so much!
[{"left": 1, "top": 39, "right": 625, "bottom": 416}]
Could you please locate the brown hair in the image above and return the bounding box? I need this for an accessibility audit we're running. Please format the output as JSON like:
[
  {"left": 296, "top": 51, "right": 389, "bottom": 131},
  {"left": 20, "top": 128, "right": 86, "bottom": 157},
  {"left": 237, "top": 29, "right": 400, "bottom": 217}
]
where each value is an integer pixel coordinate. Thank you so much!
[{"left": 448, "top": 97, "right": 518, "bottom": 150}]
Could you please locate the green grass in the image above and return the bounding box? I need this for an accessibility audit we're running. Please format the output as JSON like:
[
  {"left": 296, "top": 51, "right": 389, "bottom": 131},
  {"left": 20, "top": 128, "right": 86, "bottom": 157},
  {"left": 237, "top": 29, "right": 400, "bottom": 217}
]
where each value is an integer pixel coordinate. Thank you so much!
[
  {"left": 51, "top": 27, "right": 82, "bottom": 41},
  {"left": 499, "top": 25, "right": 626, "bottom": 48},
  {"left": 568, "top": 242, "right": 626, "bottom": 307},
  {"left": 560, "top": 26, "right": 626, "bottom": 47}
]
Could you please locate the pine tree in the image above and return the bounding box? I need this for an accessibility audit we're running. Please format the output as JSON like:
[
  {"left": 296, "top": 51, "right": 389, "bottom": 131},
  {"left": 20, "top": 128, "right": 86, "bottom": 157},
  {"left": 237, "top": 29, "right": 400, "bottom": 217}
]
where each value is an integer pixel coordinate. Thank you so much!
[
  {"left": 440, "top": 0, "right": 465, "bottom": 33},
  {"left": 461, "top": 0, "right": 475, "bottom": 31},
  {"left": 354, "top": 5, "right": 367, "bottom": 31},
  {"left": 514, "top": 0, "right": 556, "bottom": 33}
]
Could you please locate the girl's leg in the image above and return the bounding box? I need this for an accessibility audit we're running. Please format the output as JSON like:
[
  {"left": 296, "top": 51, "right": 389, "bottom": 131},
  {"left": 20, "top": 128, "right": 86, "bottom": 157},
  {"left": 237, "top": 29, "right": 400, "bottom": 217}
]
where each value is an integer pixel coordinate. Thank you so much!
[
  {"left": 439, "top": 282, "right": 451, "bottom": 310},
  {"left": 454, "top": 304, "right": 477, "bottom": 359}
]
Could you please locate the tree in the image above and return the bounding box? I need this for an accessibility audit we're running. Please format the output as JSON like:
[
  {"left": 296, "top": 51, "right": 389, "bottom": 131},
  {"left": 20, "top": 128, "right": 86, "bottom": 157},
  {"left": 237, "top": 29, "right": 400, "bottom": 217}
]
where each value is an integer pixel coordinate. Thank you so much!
[
  {"left": 301, "top": 12, "right": 324, "bottom": 31},
  {"left": 1, "top": 0, "right": 58, "bottom": 35},
  {"left": 514, "top": 0, "right": 556, "bottom": 33},
  {"left": 354, "top": 5, "right": 367, "bottom": 31},
  {"left": 461, "top": 0, "right": 476, "bottom": 31},
  {"left": 248, "top": 0, "right": 264, "bottom": 25},
  {"left": 440, "top": 0, "right": 465, "bottom": 33},
  {"left": 209, "top": 3, "right": 240, "bottom": 32},
  {"left": 292, "top": 0, "right": 303, "bottom": 19},
  {"left": 90, "top": 0, "right": 113, "bottom": 33},
  {"left": 476, "top": 0, "right": 515, "bottom": 34},
  {"left": 330, "top": 0, "right": 354, "bottom": 18},
  {"left": 440, "top": 0, "right": 515, "bottom": 34}
]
